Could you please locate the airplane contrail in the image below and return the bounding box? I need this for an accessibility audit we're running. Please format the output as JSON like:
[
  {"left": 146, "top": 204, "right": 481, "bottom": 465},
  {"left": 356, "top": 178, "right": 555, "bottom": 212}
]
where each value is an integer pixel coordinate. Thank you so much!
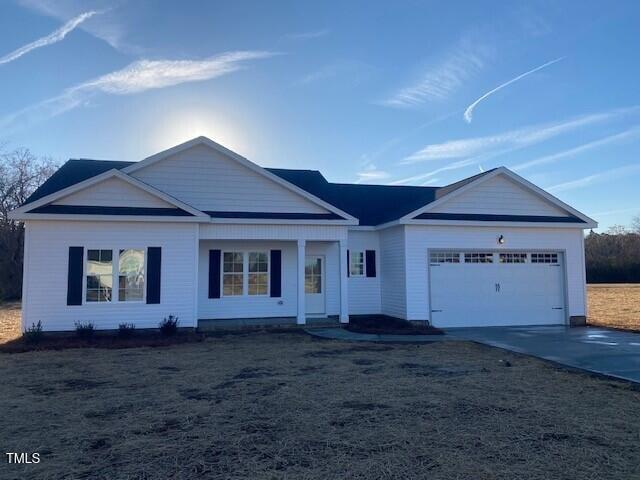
[
  {"left": 464, "top": 57, "right": 565, "bottom": 123},
  {"left": 0, "top": 11, "right": 99, "bottom": 66}
]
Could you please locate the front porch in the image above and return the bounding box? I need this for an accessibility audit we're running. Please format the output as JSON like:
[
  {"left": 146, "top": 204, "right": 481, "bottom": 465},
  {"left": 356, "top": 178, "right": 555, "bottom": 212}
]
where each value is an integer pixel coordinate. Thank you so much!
[{"left": 196, "top": 224, "right": 350, "bottom": 326}]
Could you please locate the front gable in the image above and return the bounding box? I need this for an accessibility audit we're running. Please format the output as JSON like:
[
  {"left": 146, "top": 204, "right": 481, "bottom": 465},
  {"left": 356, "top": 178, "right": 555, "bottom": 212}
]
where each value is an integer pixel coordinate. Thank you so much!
[
  {"left": 402, "top": 168, "right": 597, "bottom": 227},
  {"left": 126, "top": 139, "right": 345, "bottom": 216},
  {"left": 54, "top": 176, "right": 175, "bottom": 209},
  {"left": 431, "top": 174, "right": 568, "bottom": 217}
]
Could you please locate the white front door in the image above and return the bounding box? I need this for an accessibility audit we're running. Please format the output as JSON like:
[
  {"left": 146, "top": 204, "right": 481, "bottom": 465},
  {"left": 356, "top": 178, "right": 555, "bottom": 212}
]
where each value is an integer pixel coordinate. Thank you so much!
[
  {"left": 429, "top": 251, "right": 566, "bottom": 328},
  {"left": 305, "top": 255, "right": 325, "bottom": 315}
]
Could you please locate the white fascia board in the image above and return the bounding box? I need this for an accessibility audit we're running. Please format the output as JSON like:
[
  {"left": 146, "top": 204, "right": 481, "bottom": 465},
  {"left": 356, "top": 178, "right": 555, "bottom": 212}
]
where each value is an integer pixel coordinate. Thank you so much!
[
  {"left": 12, "top": 214, "right": 202, "bottom": 222},
  {"left": 8, "top": 169, "right": 208, "bottom": 220},
  {"left": 122, "top": 136, "right": 358, "bottom": 223},
  {"left": 404, "top": 219, "right": 595, "bottom": 229},
  {"left": 208, "top": 217, "right": 358, "bottom": 226}
]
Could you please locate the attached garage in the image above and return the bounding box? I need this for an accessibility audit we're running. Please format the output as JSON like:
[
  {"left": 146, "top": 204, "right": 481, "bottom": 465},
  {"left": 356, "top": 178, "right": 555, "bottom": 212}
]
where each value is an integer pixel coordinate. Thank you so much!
[{"left": 428, "top": 250, "right": 566, "bottom": 328}]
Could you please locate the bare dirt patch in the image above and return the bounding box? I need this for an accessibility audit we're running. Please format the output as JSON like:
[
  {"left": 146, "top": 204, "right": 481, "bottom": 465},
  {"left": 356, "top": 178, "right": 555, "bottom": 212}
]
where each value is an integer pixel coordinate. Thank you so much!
[
  {"left": 1, "top": 332, "right": 640, "bottom": 479},
  {"left": 588, "top": 284, "right": 640, "bottom": 330}
]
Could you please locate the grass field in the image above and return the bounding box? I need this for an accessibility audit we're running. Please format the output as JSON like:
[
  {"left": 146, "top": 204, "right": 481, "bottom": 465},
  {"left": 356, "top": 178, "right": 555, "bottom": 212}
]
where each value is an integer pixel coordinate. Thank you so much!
[
  {"left": 0, "top": 302, "right": 21, "bottom": 344},
  {"left": 587, "top": 284, "right": 640, "bottom": 330},
  {"left": 2, "top": 332, "right": 640, "bottom": 480}
]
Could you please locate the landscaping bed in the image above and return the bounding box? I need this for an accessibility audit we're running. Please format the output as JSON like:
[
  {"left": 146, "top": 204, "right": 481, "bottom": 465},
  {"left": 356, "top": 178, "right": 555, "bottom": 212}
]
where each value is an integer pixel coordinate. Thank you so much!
[
  {"left": 0, "top": 330, "right": 205, "bottom": 353},
  {"left": 345, "top": 314, "right": 444, "bottom": 335}
]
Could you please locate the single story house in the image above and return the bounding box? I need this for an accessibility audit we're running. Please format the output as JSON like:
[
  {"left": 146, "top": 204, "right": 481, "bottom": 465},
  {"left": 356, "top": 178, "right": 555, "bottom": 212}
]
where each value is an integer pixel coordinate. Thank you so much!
[{"left": 9, "top": 136, "right": 597, "bottom": 331}]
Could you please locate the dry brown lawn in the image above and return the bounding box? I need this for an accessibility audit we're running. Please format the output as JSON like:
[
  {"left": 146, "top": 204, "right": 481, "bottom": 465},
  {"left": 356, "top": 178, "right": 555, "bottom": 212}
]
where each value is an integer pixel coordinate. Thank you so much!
[
  {"left": 0, "top": 302, "right": 21, "bottom": 344},
  {"left": 588, "top": 284, "right": 640, "bottom": 330},
  {"left": 1, "top": 332, "right": 640, "bottom": 480}
]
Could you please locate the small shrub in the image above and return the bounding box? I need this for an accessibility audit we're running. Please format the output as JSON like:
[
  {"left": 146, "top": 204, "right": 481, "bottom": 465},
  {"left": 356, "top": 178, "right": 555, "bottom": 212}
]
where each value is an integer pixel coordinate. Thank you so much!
[
  {"left": 23, "top": 321, "right": 43, "bottom": 344},
  {"left": 159, "top": 315, "right": 179, "bottom": 336},
  {"left": 75, "top": 322, "right": 95, "bottom": 339},
  {"left": 117, "top": 323, "right": 136, "bottom": 338}
]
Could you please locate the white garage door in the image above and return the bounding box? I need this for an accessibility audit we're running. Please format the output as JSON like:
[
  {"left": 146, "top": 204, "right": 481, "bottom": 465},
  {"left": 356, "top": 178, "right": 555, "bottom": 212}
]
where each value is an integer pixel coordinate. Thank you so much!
[{"left": 429, "top": 251, "right": 566, "bottom": 328}]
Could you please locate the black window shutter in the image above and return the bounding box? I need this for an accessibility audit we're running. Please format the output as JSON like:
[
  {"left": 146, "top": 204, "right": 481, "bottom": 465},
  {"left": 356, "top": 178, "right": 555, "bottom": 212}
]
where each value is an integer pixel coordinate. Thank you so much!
[
  {"left": 270, "top": 250, "right": 282, "bottom": 297},
  {"left": 67, "top": 246, "right": 84, "bottom": 306},
  {"left": 208, "top": 249, "right": 221, "bottom": 299},
  {"left": 366, "top": 250, "right": 377, "bottom": 277},
  {"left": 146, "top": 247, "right": 162, "bottom": 304},
  {"left": 346, "top": 249, "right": 350, "bottom": 277}
]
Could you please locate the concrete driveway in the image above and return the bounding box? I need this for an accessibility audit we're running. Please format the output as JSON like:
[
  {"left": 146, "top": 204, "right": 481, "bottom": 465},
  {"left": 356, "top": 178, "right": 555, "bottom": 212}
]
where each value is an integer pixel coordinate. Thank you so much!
[{"left": 447, "top": 325, "right": 640, "bottom": 384}]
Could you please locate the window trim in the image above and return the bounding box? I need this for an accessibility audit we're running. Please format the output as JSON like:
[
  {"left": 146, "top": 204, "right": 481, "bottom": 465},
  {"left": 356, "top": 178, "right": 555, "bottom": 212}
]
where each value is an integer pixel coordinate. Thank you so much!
[
  {"left": 83, "top": 247, "right": 147, "bottom": 305},
  {"left": 349, "top": 250, "right": 365, "bottom": 277},
  {"left": 221, "top": 250, "right": 270, "bottom": 298}
]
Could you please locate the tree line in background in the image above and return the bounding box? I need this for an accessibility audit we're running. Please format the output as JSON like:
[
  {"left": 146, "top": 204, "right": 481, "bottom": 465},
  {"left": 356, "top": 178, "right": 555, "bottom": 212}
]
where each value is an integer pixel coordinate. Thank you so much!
[
  {"left": 585, "top": 220, "right": 640, "bottom": 283},
  {"left": 0, "top": 147, "right": 57, "bottom": 301},
  {"left": 0, "top": 149, "right": 638, "bottom": 301}
]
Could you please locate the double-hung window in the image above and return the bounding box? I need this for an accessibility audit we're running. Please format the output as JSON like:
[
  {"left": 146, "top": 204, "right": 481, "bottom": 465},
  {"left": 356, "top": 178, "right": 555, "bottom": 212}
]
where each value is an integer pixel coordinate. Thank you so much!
[
  {"left": 223, "top": 251, "right": 269, "bottom": 296},
  {"left": 248, "top": 252, "right": 269, "bottom": 295},
  {"left": 349, "top": 251, "right": 365, "bottom": 276},
  {"left": 223, "top": 252, "right": 244, "bottom": 296},
  {"left": 118, "top": 249, "right": 145, "bottom": 301},
  {"left": 86, "top": 248, "right": 146, "bottom": 303},
  {"left": 86, "top": 249, "right": 113, "bottom": 302}
]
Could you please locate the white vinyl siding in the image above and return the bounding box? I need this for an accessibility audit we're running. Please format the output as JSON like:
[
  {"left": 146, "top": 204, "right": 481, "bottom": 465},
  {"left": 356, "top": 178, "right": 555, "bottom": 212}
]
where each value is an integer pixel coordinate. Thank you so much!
[
  {"left": 404, "top": 225, "right": 587, "bottom": 322},
  {"left": 22, "top": 220, "right": 198, "bottom": 331},
  {"left": 431, "top": 175, "right": 569, "bottom": 217},
  {"left": 131, "top": 144, "right": 329, "bottom": 213},
  {"left": 54, "top": 177, "right": 174, "bottom": 208},
  {"left": 347, "top": 230, "right": 381, "bottom": 315},
  {"left": 379, "top": 226, "right": 406, "bottom": 319}
]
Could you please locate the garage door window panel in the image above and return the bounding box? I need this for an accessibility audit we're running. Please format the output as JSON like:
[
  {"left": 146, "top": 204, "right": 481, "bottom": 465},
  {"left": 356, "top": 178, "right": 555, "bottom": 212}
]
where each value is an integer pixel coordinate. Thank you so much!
[
  {"left": 430, "top": 252, "right": 461, "bottom": 264},
  {"left": 464, "top": 253, "right": 494, "bottom": 263},
  {"left": 531, "top": 253, "right": 559, "bottom": 264},
  {"left": 499, "top": 253, "right": 528, "bottom": 264}
]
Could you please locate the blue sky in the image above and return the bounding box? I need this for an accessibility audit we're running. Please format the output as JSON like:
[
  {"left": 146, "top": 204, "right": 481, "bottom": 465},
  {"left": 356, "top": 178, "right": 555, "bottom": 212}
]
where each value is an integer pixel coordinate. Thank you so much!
[{"left": 1, "top": 0, "right": 639, "bottom": 230}]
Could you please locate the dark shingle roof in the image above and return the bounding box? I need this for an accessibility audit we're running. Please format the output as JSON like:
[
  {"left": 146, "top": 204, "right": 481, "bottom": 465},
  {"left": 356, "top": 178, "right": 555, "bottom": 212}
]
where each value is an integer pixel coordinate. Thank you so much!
[
  {"left": 25, "top": 159, "right": 134, "bottom": 204},
  {"left": 267, "top": 168, "right": 439, "bottom": 225},
  {"left": 23, "top": 160, "right": 574, "bottom": 226}
]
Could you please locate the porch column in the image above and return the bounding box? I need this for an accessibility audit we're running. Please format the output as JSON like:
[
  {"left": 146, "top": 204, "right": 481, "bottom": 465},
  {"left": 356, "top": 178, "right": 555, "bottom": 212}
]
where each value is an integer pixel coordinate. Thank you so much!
[
  {"left": 297, "top": 239, "right": 306, "bottom": 325},
  {"left": 339, "top": 239, "right": 349, "bottom": 323}
]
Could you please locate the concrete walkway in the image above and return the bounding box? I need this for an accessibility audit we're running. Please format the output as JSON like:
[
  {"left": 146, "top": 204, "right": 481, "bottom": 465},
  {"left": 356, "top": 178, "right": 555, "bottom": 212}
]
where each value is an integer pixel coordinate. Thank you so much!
[
  {"left": 448, "top": 325, "right": 640, "bottom": 384},
  {"left": 305, "top": 327, "right": 452, "bottom": 343}
]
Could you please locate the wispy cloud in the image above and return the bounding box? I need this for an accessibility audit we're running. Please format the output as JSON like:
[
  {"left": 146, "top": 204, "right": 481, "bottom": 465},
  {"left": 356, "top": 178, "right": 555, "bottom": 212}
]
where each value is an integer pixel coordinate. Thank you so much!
[
  {"left": 513, "top": 126, "right": 640, "bottom": 171},
  {"left": 547, "top": 164, "right": 640, "bottom": 193},
  {"left": 402, "top": 106, "right": 640, "bottom": 165},
  {"left": 381, "top": 41, "right": 491, "bottom": 108},
  {"left": 589, "top": 207, "right": 640, "bottom": 217},
  {"left": 389, "top": 158, "right": 477, "bottom": 185},
  {"left": 463, "top": 57, "right": 564, "bottom": 123},
  {"left": 0, "top": 10, "right": 99, "bottom": 65},
  {"left": 355, "top": 163, "right": 390, "bottom": 184},
  {"left": 284, "top": 29, "right": 330, "bottom": 41},
  {"left": 0, "top": 51, "right": 277, "bottom": 133}
]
